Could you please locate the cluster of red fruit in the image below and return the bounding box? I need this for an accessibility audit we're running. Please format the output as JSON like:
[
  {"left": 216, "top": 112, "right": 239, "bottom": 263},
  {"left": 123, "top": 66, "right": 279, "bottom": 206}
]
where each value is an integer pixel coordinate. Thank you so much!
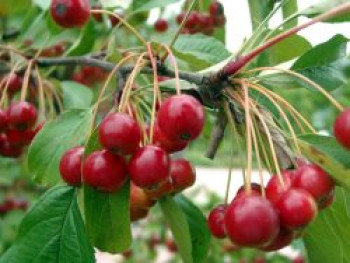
[
  {"left": 71, "top": 66, "right": 108, "bottom": 86},
  {"left": 0, "top": 101, "right": 40, "bottom": 158},
  {"left": 59, "top": 94, "right": 205, "bottom": 220},
  {"left": 0, "top": 198, "right": 28, "bottom": 215},
  {"left": 207, "top": 161, "right": 335, "bottom": 251}
]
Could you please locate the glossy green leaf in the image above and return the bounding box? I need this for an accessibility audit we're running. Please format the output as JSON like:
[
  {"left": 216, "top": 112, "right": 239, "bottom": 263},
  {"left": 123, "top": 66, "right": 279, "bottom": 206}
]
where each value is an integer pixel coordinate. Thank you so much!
[
  {"left": 282, "top": 0, "right": 298, "bottom": 29},
  {"left": 28, "top": 109, "right": 93, "bottom": 186},
  {"left": 174, "top": 195, "right": 211, "bottom": 263},
  {"left": 248, "top": 0, "right": 275, "bottom": 30},
  {"left": 159, "top": 196, "right": 193, "bottom": 263},
  {"left": 304, "top": 188, "right": 350, "bottom": 263},
  {"left": 0, "top": 186, "right": 94, "bottom": 263},
  {"left": 61, "top": 81, "right": 93, "bottom": 109},
  {"left": 292, "top": 35, "right": 348, "bottom": 70},
  {"left": 172, "top": 34, "right": 231, "bottom": 70},
  {"left": 301, "top": 0, "right": 350, "bottom": 23},
  {"left": 132, "top": 0, "right": 180, "bottom": 12},
  {"left": 297, "top": 134, "right": 350, "bottom": 189},
  {"left": 83, "top": 129, "right": 132, "bottom": 253},
  {"left": 67, "top": 19, "right": 97, "bottom": 56}
]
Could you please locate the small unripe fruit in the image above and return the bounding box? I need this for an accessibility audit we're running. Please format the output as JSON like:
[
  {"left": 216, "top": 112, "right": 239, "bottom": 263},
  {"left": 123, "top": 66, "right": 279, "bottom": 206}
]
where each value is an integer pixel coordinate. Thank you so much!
[{"left": 130, "top": 183, "right": 156, "bottom": 209}]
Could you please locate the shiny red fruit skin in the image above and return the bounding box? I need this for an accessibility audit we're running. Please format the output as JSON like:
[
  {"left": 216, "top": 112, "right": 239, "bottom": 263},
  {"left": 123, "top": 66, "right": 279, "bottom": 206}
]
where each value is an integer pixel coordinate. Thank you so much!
[
  {"left": 153, "top": 124, "right": 188, "bottom": 153},
  {"left": 157, "top": 95, "right": 205, "bottom": 142},
  {"left": 209, "top": 1, "right": 224, "bottom": 16},
  {"left": 98, "top": 113, "right": 141, "bottom": 155},
  {"left": 293, "top": 164, "right": 335, "bottom": 204},
  {"left": 235, "top": 183, "right": 263, "bottom": 201},
  {"left": 318, "top": 190, "right": 335, "bottom": 210},
  {"left": 7, "top": 101, "right": 37, "bottom": 130},
  {"left": 6, "top": 129, "right": 31, "bottom": 147},
  {"left": 0, "top": 109, "right": 8, "bottom": 132},
  {"left": 224, "top": 195, "right": 279, "bottom": 247},
  {"left": 129, "top": 145, "right": 170, "bottom": 189},
  {"left": 83, "top": 150, "right": 128, "bottom": 192},
  {"left": 170, "top": 158, "right": 196, "bottom": 192},
  {"left": 0, "top": 137, "right": 23, "bottom": 158},
  {"left": 266, "top": 171, "right": 293, "bottom": 205},
  {"left": 207, "top": 204, "right": 227, "bottom": 239},
  {"left": 334, "top": 108, "right": 350, "bottom": 149},
  {"left": 5, "top": 73, "right": 23, "bottom": 94},
  {"left": 50, "top": 0, "right": 90, "bottom": 28},
  {"left": 59, "top": 146, "right": 84, "bottom": 186},
  {"left": 276, "top": 189, "right": 317, "bottom": 229},
  {"left": 185, "top": 12, "right": 199, "bottom": 28},
  {"left": 154, "top": 19, "right": 168, "bottom": 33},
  {"left": 261, "top": 227, "right": 294, "bottom": 251}
]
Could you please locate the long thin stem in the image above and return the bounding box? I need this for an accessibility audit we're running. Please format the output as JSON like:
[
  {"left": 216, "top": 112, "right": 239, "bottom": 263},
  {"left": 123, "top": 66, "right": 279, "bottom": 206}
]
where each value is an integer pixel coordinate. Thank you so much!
[{"left": 243, "top": 82, "right": 253, "bottom": 193}]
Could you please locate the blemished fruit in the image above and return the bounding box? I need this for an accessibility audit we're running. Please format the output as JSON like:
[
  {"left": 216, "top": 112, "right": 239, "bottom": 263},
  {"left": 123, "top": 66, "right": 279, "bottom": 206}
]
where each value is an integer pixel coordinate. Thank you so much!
[
  {"left": 224, "top": 195, "right": 279, "bottom": 247},
  {"left": 59, "top": 146, "right": 84, "bottom": 186},
  {"left": 98, "top": 113, "right": 141, "bottom": 155},
  {"left": 144, "top": 179, "right": 173, "bottom": 200},
  {"left": 130, "top": 183, "right": 156, "bottom": 209},
  {"left": 334, "top": 108, "right": 350, "bottom": 149},
  {"left": 50, "top": 0, "right": 90, "bottom": 28},
  {"left": 83, "top": 150, "right": 128, "bottom": 192},
  {"left": 153, "top": 124, "right": 188, "bottom": 153},
  {"left": 7, "top": 101, "right": 37, "bottom": 130},
  {"left": 154, "top": 19, "right": 168, "bottom": 33},
  {"left": 266, "top": 171, "right": 293, "bottom": 205},
  {"left": 261, "top": 227, "right": 294, "bottom": 251},
  {"left": 276, "top": 189, "right": 317, "bottom": 229},
  {"left": 207, "top": 204, "right": 227, "bottom": 239},
  {"left": 170, "top": 158, "right": 196, "bottom": 192},
  {"left": 129, "top": 145, "right": 170, "bottom": 189},
  {"left": 293, "top": 164, "right": 334, "bottom": 204},
  {"left": 157, "top": 95, "right": 205, "bottom": 142}
]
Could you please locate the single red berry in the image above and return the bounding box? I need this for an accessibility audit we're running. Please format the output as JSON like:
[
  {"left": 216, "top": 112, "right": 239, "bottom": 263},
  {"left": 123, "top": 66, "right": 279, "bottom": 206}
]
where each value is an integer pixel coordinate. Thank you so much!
[
  {"left": 59, "top": 146, "right": 84, "bottom": 186},
  {"left": 185, "top": 11, "right": 199, "bottom": 29},
  {"left": 0, "top": 138, "right": 23, "bottom": 158},
  {"left": 154, "top": 19, "right": 168, "bottom": 33},
  {"left": 153, "top": 124, "right": 188, "bottom": 153},
  {"left": 261, "top": 227, "right": 294, "bottom": 251},
  {"left": 157, "top": 95, "right": 205, "bottom": 142},
  {"left": 170, "top": 158, "right": 196, "bottom": 192},
  {"left": 4, "top": 73, "right": 23, "bottom": 94},
  {"left": 293, "top": 164, "right": 335, "bottom": 204},
  {"left": 0, "top": 109, "right": 8, "bottom": 132},
  {"left": 224, "top": 195, "right": 279, "bottom": 247},
  {"left": 7, "top": 101, "right": 37, "bottom": 130},
  {"left": 72, "top": 71, "right": 85, "bottom": 84},
  {"left": 130, "top": 182, "right": 156, "bottom": 209},
  {"left": 129, "top": 145, "right": 170, "bottom": 190},
  {"left": 207, "top": 204, "right": 227, "bottom": 239},
  {"left": 50, "top": 0, "right": 90, "bottom": 28},
  {"left": 83, "top": 150, "right": 128, "bottom": 192},
  {"left": 176, "top": 13, "right": 185, "bottom": 24},
  {"left": 209, "top": 1, "right": 224, "bottom": 16},
  {"left": 144, "top": 179, "right": 174, "bottom": 200},
  {"left": 53, "top": 44, "right": 65, "bottom": 56},
  {"left": 276, "top": 189, "right": 317, "bottom": 230},
  {"left": 98, "top": 113, "right": 141, "bottom": 155},
  {"left": 166, "top": 239, "right": 178, "bottom": 253},
  {"left": 266, "top": 171, "right": 293, "bottom": 205},
  {"left": 334, "top": 108, "right": 350, "bottom": 149}
]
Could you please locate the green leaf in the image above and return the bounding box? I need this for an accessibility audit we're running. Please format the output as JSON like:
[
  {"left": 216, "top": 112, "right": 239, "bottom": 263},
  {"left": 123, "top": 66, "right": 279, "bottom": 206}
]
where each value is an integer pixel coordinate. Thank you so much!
[
  {"left": 257, "top": 31, "right": 311, "bottom": 67},
  {"left": 0, "top": 0, "right": 31, "bottom": 16},
  {"left": 304, "top": 188, "right": 350, "bottom": 263},
  {"left": 282, "top": 0, "right": 298, "bottom": 30},
  {"left": 0, "top": 186, "right": 94, "bottom": 263},
  {"left": 83, "top": 129, "right": 132, "bottom": 253},
  {"left": 159, "top": 196, "right": 193, "bottom": 263},
  {"left": 248, "top": 0, "right": 275, "bottom": 30},
  {"left": 174, "top": 195, "right": 211, "bottom": 263},
  {"left": 33, "top": 0, "right": 50, "bottom": 10},
  {"left": 172, "top": 34, "right": 231, "bottom": 70},
  {"left": 132, "top": 0, "right": 180, "bottom": 12},
  {"left": 28, "top": 109, "right": 93, "bottom": 186},
  {"left": 292, "top": 35, "right": 348, "bottom": 70},
  {"left": 67, "top": 19, "right": 97, "bottom": 56},
  {"left": 61, "top": 81, "right": 93, "bottom": 109},
  {"left": 301, "top": 0, "right": 350, "bottom": 23},
  {"left": 297, "top": 134, "right": 350, "bottom": 189}
]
